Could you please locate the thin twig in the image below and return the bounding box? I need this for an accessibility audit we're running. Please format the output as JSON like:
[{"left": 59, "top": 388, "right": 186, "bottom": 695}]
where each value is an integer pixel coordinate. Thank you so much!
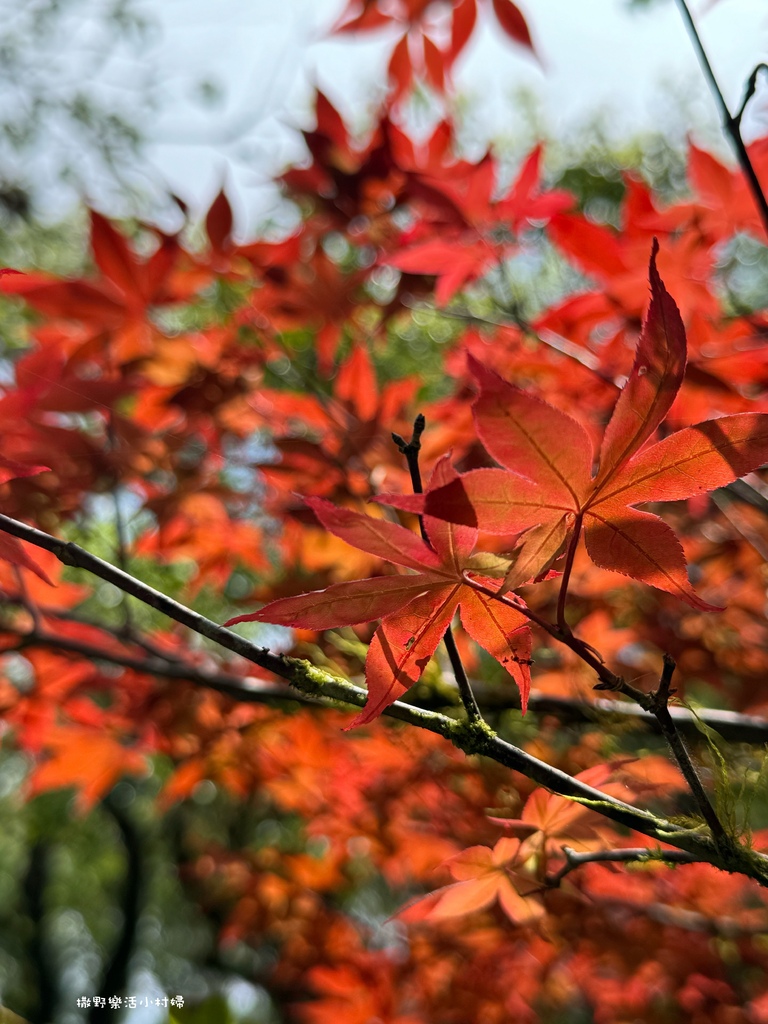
[
  {"left": 392, "top": 416, "right": 484, "bottom": 726},
  {"left": 648, "top": 654, "right": 728, "bottom": 845},
  {"left": 735, "top": 63, "right": 768, "bottom": 126}
]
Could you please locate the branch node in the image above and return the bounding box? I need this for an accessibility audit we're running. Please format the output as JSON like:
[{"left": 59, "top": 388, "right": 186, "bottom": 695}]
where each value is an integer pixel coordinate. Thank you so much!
[
  {"left": 392, "top": 414, "right": 426, "bottom": 458},
  {"left": 59, "top": 543, "right": 80, "bottom": 568},
  {"left": 649, "top": 652, "right": 677, "bottom": 713},
  {"left": 736, "top": 62, "right": 768, "bottom": 124}
]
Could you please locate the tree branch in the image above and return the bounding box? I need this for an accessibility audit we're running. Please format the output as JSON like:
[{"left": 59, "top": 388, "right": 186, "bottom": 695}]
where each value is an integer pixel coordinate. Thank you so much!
[
  {"left": 546, "top": 845, "right": 700, "bottom": 887},
  {"left": 5, "top": 606, "right": 768, "bottom": 744}
]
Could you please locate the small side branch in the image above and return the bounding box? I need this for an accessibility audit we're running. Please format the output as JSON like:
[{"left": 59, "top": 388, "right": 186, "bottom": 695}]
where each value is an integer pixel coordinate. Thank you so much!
[
  {"left": 546, "top": 845, "right": 700, "bottom": 887},
  {"left": 736, "top": 63, "right": 768, "bottom": 126},
  {"left": 648, "top": 654, "right": 728, "bottom": 847},
  {"left": 391, "top": 413, "right": 427, "bottom": 497}
]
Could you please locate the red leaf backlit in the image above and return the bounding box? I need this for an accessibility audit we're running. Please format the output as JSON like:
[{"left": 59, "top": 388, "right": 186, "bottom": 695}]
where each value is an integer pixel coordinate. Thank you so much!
[
  {"left": 595, "top": 237, "right": 687, "bottom": 487},
  {"left": 237, "top": 458, "right": 532, "bottom": 726},
  {"left": 383, "top": 242, "right": 768, "bottom": 609}
]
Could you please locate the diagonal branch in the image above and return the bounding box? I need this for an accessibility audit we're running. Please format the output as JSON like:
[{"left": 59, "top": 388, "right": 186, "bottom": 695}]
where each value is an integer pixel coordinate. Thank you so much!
[{"left": 0, "top": 511, "right": 766, "bottom": 882}]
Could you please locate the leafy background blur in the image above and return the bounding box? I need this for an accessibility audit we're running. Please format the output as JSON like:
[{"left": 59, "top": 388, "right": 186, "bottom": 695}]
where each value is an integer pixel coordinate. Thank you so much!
[{"left": 0, "top": 1, "right": 767, "bottom": 1022}]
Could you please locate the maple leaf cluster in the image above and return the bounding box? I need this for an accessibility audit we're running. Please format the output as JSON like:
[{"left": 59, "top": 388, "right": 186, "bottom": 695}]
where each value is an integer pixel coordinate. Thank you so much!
[
  {"left": 334, "top": 0, "right": 536, "bottom": 101},
  {"left": 2, "top": 5, "right": 768, "bottom": 1016},
  {"left": 241, "top": 241, "right": 768, "bottom": 727}
]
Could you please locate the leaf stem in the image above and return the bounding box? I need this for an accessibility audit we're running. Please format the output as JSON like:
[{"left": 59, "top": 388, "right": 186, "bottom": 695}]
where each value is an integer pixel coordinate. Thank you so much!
[
  {"left": 556, "top": 513, "right": 582, "bottom": 633},
  {"left": 393, "top": 416, "right": 483, "bottom": 725},
  {"left": 674, "top": 0, "right": 768, "bottom": 239}
]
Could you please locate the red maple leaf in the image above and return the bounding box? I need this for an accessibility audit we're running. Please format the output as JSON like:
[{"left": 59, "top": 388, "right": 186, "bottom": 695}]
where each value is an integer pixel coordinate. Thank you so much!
[
  {"left": 0, "top": 433, "right": 51, "bottom": 582},
  {"left": 387, "top": 147, "right": 571, "bottom": 303},
  {"left": 225, "top": 455, "right": 531, "bottom": 726},
  {"left": 27, "top": 724, "right": 146, "bottom": 812},
  {"left": 377, "top": 241, "right": 768, "bottom": 610},
  {"left": 332, "top": 0, "right": 535, "bottom": 72},
  {"left": 0, "top": 212, "right": 190, "bottom": 362}
]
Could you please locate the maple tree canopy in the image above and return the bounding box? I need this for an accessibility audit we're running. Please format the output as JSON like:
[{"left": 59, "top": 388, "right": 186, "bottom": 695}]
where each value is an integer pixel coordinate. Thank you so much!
[{"left": 2, "top": 1, "right": 768, "bottom": 1022}]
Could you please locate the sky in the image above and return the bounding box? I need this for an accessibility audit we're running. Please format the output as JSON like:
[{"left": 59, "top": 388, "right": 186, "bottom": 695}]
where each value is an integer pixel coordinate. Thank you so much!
[
  {"left": 131, "top": 0, "right": 768, "bottom": 235},
  {"left": 26, "top": 0, "right": 767, "bottom": 233}
]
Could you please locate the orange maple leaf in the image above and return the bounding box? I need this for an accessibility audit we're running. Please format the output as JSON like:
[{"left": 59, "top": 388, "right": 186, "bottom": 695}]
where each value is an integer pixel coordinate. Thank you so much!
[
  {"left": 28, "top": 725, "right": 146, "bottom": 812},
  {"left": 398, "top": 836, "right": 545, "bottom": 925}
]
